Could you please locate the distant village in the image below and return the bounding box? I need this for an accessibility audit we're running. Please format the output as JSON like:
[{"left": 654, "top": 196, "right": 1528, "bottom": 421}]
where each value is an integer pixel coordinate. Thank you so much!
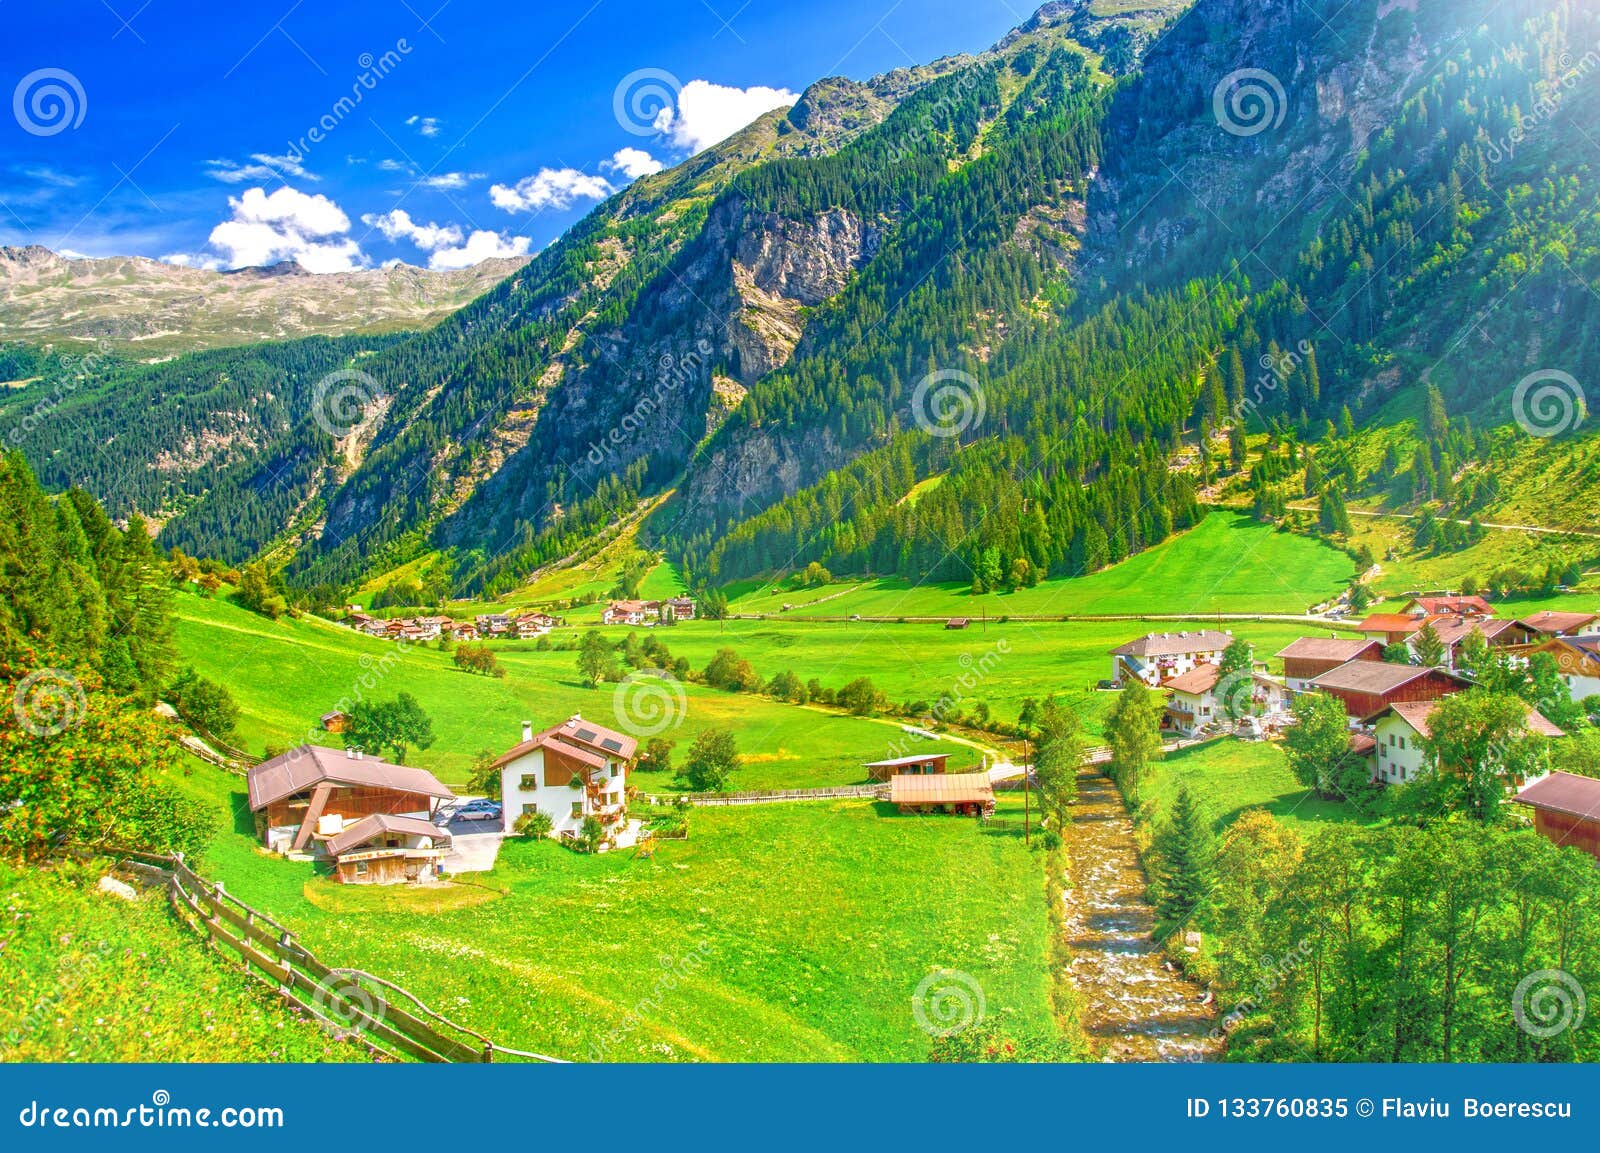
[
  {"left": 339, "top": 595, "right": 696, "bottom": 643},
  {"left": 1111, "top": 593, "right": 1600, "bottom": 858}
]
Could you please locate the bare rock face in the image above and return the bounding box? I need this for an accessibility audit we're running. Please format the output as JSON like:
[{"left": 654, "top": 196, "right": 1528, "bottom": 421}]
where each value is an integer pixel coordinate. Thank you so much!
[{"left": 0, "top": 245, "right": 529, "bottom": 359}]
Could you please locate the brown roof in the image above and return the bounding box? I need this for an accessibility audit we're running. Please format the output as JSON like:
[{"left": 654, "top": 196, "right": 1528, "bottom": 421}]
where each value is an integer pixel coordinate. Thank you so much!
[
  {"left": 1374, "top": 699, "right": 1566, "bottom": 741},
  {"left": 1424, "top": 616, "right": 1516, "bottom": 647},
  {"left": 1356, "top": 613, "right": 1424, "bottom": 635},
  {"left": 1515, "top": 772, "right": 1600, "bottom": 822},
  {"left": 1165, "top": 664, "right": 1222, "bottom": 695},
  {"left": 490, "top": 715, "right": 639, "bottom": 770},
  {"left": 1276, "top": 637, "right": 1384, "bottom": 662},
  {"left": 247, "top": 745, "right": 455, "bottom": 811},
  {"left": 1348, "top": 732, "right": 1377, "bottom": 755},
  {"left": 1518, "top": 610, "right": 1599, "bottom": 636},
  {"left": 325, "top": 813, "right": 450, "bottom": 857},
  {"left": 1542, "top": 635, "right": 1600, "bottom": 675},
  {"left": 890, "top": 772, "right": 994, "bottom": 805},
  {"left": 1111, "top": 630, "right": 1233, "bottom": 658},
  {"left": 1310, "top": 660, "right": 1459, "bottom": 694}
]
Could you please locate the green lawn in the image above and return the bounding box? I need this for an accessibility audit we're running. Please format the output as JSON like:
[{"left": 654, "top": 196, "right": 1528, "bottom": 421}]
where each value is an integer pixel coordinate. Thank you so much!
[
  {"left": 172, "top": 762, "right": 1059, "bottom": 1062},
  {"left": 729, "top": 513, "right": 1354, "bottom": 619},
  {"left": 0, "top": 857, "right": 364, "bottom": 1062},
  {"left": 1133, "top": 738, "right": 1369, "bottom": 836},
  {"left": 172, "top": 590, "right": 971, "bottom": 789}
]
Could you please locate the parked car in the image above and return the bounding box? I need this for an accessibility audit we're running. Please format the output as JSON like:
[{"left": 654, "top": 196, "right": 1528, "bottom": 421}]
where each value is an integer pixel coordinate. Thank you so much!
[{"left": 452, "top": 799, "right": 502, "bottom": 822}]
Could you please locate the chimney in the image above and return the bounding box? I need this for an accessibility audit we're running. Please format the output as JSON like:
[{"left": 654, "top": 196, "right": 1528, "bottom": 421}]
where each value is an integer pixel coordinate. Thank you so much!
[{"left": 521, "top": 720, "right": 533, "bottom": 743}]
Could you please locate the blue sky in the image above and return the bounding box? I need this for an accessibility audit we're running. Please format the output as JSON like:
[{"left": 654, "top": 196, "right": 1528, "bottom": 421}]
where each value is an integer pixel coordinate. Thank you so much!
[{"left": 0, "top": 0, "right": 1025, "bottom": 271}]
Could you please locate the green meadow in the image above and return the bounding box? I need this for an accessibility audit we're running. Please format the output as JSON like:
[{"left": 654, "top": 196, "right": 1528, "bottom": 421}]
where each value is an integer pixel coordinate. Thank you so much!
[{"left": 171, "top": 760, "right": 1058, "bottom": 1063}]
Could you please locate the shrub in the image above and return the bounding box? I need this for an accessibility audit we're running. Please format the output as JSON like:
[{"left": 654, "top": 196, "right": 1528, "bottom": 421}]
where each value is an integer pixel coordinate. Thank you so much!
[{"left": 513, "top": 810, "right": 553, "bottom": 838}]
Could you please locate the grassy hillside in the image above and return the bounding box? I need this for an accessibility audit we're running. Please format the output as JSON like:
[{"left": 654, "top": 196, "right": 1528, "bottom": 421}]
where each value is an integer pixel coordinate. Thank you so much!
[
  {"left": 0, "top": 859, "right": 363, "bottom": 1062},
  {"left": 170, "top": 764, "right": 1063, "bottom": 1062},
  {"left": 727, "top": 513, "right": 1354, "bottom": 619}
]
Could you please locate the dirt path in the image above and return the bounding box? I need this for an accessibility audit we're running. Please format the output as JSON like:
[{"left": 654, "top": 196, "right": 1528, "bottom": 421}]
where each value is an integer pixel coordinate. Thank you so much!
[{"left": 1060, "top": 766, "right": 1218, "bottom": 1062}]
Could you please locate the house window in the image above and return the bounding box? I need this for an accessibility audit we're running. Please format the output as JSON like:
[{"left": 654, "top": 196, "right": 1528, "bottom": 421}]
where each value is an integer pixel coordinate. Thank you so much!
[
  {"left": 522, "top": 803, "right": 539, "bottom": 815},
  {"left": 570, "top": 801, "right": 583, "bottom": 818},
  {"left": 355, "top": 860, "right": 368, "bottom": 876},
  {"left": 520, "top": 773, "right": 538, "bottom": 791}
]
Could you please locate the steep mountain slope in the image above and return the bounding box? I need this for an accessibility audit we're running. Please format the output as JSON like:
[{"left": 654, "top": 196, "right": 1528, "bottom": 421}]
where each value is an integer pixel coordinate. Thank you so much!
[{"left": 0, "top": 247, "right": 526, "bottom": 357}]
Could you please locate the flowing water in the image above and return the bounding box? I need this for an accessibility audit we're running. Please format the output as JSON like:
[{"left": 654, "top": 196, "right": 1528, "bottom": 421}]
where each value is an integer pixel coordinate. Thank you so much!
[{"left": 1060, "top": 766, "right": 1218, "bottom": 1062}]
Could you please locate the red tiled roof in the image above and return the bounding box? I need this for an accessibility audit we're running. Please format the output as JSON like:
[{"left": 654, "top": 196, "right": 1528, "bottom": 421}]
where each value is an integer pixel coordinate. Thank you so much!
[
  {"left": 1407, "top": 595, "right": 1495, "bottom": 616},
  {"left": 1519, "top": 610, "right": 1599, "bottom": 636},
  {"left": 1374, "top": 699, "right": 1566, "bottom": 741},
  {"left": 1165, "top": 664, "right": 1222, "bottom": 695},
  {"left": 1276, "top": 637, "right": 1385, "bottom": 662},
  {"left": 1356, "top": 613, "right": 1424, "bottom": 634},
  {"left": 491, "top": 715, "right": 639, "bottom": 769},
  {"left": 889, "top": 772, "right": 994, "bottom": 805}
]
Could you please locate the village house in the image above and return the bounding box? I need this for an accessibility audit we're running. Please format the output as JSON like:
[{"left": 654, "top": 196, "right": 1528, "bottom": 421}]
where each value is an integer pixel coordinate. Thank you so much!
[
  {"left": 247, "top": 744, "right": 455, "bottom": 856},
  {"left": 1161, "top": 664, "right": 1290, "bottom": 738},
  {"left": 1518, "top": 610, "right": 1600, "bottom": 639},
  {"left": 1276, "top": 637, "right": 1386, "bottom": 692},
  {"left": 513, "top": 612, "right": 559, "bottom": 638},
  {"left": 1355, "top": 613, "right": 1427, "bottom": 646},
  {"left": 453, "top": 623, "right": 479, "bottom": 641},
  {"left": 1401, "top": 594, "right": 1495, "bottom": 618},
  {"left": 476, "top": 613, "right": 513, "bottom": 637},
  {"left": 1368, "top": 699, "right": 1564, "bottom": 786},
  {"left": 889, "top": 771, "right": 995, "bottom": 816},
  {"left": 602, "top": 599, "right": 658, "bottom": 626},
  {"left": 495, "top": 715, "right": 640, "bottom": 848},
  {"left": 1308, "top": 660, "right": 1471, "bottom": 722},
  {"left": 325, "top": 814, "right": 452, "bottom": 885},
  {"left": 1537, "top": 635, "right": 1600, "bottom": 702},
  {"left": 1109, "top": 629, "right": 1234, "bottom": 687},
  {"left": 1405, "top": 615, "right": 1534, "bottom": 669},
  {"left": 863, "top": 752, "right": 951, "bottom": 782},
  {"left": 1515, "top": 772, "right": 1600, "bottom": 861},
  {"left": 663, "top": 596, "right": 696, "bottom": 621}
]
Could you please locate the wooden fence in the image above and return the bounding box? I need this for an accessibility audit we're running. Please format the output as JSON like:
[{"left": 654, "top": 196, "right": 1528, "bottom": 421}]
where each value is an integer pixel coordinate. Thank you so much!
[
  {"left": 97, "top": 846, "right": 566, "bottom": 1064},
  {"left": 650, "top": 784, "right": 887, "bottom": 807}
]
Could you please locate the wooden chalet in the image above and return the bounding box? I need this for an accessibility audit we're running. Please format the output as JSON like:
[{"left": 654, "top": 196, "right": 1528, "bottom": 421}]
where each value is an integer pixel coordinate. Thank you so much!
[
  {"left": 863, "top": 752, "right": 951, "bottom": 782},
  {"left": 1538, "top": 635, "right": 1600, "bottom": 703},
  {"left": 247, "top": 744, "right": 455, "bottom": 854},
  {"left": 889, "top": 771, "right": 995, "bottom": 816},
  {"left": 325, "top": 814, "right": 451, "bottom": 885},
  {"left": 1308, "top": 660, "right": 1470, "bottom": 721},
  {"left": 1276, "top": 636, "right": 1385, "bottom": 692},
  {"left": 1515, "top": 772, "right": 1600, "bottom": 861}
]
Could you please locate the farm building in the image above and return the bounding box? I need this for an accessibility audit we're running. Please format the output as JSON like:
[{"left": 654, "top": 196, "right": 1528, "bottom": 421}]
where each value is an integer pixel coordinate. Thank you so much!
[
  {"left": 602, "top": 599, "right": 657, "bottom": 625},
  {"left": 1109, "top": 629, "right": 1233, "bottom": 687},
  {"left": 247, "top": 744, "right": 455, "bottom": 855},
  {"left": 889, "top": 772, "right": 995, "bottom": 816},
  {"left": 664, "top": 596, "right": 696, "bottom": 621},
  {"left": 1308, "top": 661, "right": 1470, "bottom": 721},
  {"left": 1515, "top": 772, "right": 1600, "bottom": 861},
  {"left": 1368, "top": 700, "right": 1564, "bottom": 785},
  {"left": 1276, "top": 637, "right": 1385, "bottom": 692},
  {"left": 325, "top": 814, "right": 451, "bottom": 885},
  {"left": 863, "top": 753, "right": 951, "bottom": 782},
  {"left": 1537, "top": 634, "right": 1600, "bottom": 702},
  {"left": 945, "top": 618, "right": 969, "bottom": 630},
  {"left": 1518, "top": 610, "right": 1600, "bottom": 639},
  {"left": 496, "top": 715, "right": 639, "bottom": 848},
  {"left": 319, "top": 710, "right": 350, "bottom": 733}
]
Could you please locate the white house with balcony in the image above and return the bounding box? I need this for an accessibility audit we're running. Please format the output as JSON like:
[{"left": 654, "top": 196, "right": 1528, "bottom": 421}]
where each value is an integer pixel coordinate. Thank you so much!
[
  {"left": 1109, "top": 630, "right": 1234, "bottom": 687},
  {"left": 495, "top": 715, "right": 640, "bottom": 849}
]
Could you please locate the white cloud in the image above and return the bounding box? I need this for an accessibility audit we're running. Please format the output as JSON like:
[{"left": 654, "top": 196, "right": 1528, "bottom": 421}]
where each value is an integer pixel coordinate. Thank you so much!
[
  {"left": 427, "top": 229, "right": 531, "bottom": 270},
  {"left": 406, "top": 115, "right": 441, "bottom": 137},
  {"left": 206, "top": 152, "right": 318, "bottom": 183},
  {"left": 377, "top": 158, "right": 409, "bottom": 172},
  {"left": 361, "top": 208, "right": 463, "bottom": 251},
  {"left": 205, "top": 186, "right": 364, "bottom": 273},
  {"left": 419, "top": 171, "right": 485, "bottom": 190},
  {"left": 489, "top": 167, "right": 614, "bottom": 213},
  {"left": 604, "top": 147, "right": 663, "bottom": 180},
  {"left": 658, "top": 79, "right": 797, "bottom": 154}
]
